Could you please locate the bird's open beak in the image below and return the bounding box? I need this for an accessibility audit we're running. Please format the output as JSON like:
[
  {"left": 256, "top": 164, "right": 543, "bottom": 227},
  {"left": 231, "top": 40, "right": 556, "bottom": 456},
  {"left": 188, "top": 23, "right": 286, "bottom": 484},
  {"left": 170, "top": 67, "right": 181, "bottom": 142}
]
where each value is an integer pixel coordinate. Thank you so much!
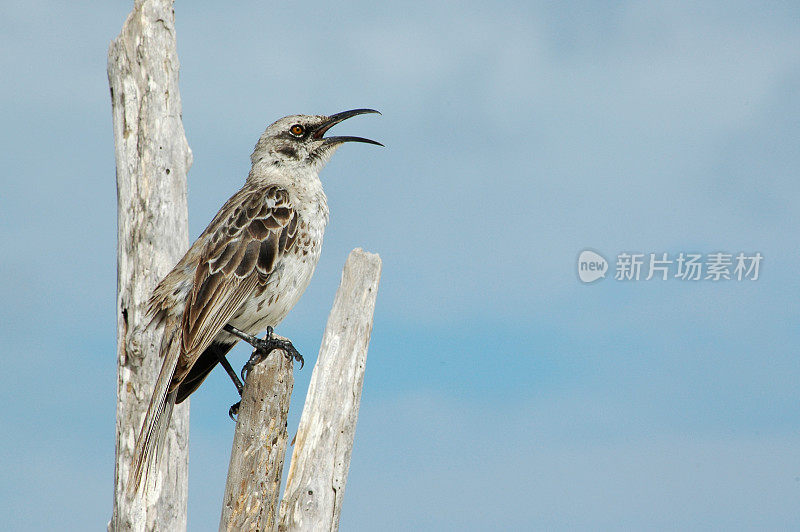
[{"left": 313, "top": 108, "right": 383, "bottom": 147}]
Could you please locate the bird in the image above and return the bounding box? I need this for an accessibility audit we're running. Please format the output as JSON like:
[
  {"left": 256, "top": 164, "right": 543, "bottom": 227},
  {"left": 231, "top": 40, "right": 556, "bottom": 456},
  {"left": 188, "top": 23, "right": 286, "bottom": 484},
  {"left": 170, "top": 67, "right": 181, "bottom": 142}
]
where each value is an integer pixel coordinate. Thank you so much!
[{"left": 128, "top": 108, "right": 382, "bottom": 493}]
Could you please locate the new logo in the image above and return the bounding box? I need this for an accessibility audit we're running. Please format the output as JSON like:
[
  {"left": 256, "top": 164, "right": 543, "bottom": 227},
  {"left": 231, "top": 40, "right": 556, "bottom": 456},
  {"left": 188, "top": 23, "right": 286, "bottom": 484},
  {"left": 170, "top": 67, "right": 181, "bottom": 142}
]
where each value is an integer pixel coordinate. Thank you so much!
[{"left": 577, "top": 250, "right": 608, "bottom": 283}]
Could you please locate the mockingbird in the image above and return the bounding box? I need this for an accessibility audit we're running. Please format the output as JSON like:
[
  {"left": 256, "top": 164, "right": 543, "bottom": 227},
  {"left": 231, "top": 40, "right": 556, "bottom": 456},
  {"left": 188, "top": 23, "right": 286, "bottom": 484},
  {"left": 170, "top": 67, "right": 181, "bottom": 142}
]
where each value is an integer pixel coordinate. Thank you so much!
[{"left": 129, "top": 108, "right": 381, "bottom": 492}]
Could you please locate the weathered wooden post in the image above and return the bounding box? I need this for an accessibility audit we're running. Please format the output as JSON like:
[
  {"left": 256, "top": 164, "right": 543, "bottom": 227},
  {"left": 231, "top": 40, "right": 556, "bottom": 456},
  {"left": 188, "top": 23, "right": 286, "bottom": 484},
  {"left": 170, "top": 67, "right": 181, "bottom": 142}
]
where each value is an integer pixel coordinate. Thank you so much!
[
  {"left": 219, "top": 348, "right": 295, "bottom": 531},
  {"left": 279, "top": 249, "right": 382, "bottom": 531},
  {"left": 108, "top": 0, "right": 192, "bottom": 529}
]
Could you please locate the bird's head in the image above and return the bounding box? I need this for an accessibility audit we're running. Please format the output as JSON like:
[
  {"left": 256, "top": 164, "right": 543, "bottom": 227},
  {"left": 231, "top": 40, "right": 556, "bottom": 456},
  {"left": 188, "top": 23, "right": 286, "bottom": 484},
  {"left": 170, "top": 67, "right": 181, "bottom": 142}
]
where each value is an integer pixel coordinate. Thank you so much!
[{"left": 251, "top": 109, "right": 382, "bottom": 171}]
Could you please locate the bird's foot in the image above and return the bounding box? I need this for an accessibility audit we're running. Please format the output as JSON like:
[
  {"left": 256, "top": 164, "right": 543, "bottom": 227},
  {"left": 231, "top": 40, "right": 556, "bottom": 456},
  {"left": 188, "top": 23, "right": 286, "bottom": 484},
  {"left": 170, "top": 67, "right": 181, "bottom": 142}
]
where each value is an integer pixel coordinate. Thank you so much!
[{"left": 240, "top": 326, "right": 304, "bottom": 382}]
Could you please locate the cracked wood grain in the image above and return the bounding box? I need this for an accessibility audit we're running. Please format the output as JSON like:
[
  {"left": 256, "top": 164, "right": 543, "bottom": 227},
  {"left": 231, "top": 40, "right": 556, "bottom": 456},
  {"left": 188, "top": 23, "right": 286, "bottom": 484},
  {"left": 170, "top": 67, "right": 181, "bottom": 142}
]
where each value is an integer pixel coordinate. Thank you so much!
[
  {"left": 278, "top": 249, "right": 382, "bottom": 532},
  {"left": 108, "top": 1, "right": 192, "bottom": 530}
]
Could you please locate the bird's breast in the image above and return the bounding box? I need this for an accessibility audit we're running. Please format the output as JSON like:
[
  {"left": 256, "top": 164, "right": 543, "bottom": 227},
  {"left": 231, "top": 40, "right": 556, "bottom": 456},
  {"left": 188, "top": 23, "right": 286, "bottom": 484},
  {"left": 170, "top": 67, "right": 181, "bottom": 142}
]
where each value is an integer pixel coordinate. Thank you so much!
[{"left": 228, "top": 215, "right": 326, "bottom": 335}]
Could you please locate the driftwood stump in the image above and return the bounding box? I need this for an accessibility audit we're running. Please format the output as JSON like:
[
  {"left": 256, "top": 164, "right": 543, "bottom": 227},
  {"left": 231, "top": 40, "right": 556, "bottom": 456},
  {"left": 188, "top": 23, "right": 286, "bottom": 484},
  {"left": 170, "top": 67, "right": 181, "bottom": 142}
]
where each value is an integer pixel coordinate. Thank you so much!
[
  {"left": 279, "top": 249, "right": 382, "bottom": 531},
  {"left": 108, "top": 0, "right": 192, "bottom": 529},
  {"left": 219, "top": 347, "right": 295, "bottom": 531}
]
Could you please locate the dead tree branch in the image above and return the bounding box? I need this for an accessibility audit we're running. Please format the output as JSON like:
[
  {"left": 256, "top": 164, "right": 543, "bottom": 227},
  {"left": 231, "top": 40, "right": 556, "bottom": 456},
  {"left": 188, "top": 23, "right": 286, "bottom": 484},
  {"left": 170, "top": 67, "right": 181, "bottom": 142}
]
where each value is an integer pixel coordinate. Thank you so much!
[
  {"left": 278, "top": 248, "right": 382, "bottom": 531},
  {"left": 109, "top": 0, "right": 192, "bottom": 529},
  {"left": 220, "top": 347, "right": 295, "bottom": 531}
]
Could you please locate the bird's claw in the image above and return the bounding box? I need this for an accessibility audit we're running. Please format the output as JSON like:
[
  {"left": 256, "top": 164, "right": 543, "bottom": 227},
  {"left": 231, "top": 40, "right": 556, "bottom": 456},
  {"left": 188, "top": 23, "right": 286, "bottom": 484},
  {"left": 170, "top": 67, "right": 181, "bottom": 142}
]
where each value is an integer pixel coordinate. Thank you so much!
[
  {"left": 293, "top": 350, "right": 305, "bottom": 370},
  {"left": 240, "top": 358, "right": 255, "bottom": 383},
  {"left": 240, "top": 326, "right": 304, "bottom": 381},
  {"left": 229, "top": 401, "right": 240, "bottom": 421},
  {"left": 272, "top": 339, "right": 303, "bottom": 369}
]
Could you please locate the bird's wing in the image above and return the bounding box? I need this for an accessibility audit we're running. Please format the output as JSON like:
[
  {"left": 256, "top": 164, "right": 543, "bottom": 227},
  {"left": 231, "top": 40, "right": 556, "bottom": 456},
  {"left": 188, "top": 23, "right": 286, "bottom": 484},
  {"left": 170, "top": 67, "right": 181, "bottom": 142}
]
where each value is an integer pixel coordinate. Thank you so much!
[{"left": 169, "top": 185, "right": 300, "bottom": 391}]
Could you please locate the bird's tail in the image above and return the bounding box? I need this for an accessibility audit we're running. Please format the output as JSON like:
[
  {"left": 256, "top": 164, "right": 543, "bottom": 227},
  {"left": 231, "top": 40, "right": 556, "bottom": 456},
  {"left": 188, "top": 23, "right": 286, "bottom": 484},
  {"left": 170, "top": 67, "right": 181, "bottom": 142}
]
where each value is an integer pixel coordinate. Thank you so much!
[{"left": 127, "top": 316, "right": 182, "bottom": 495}]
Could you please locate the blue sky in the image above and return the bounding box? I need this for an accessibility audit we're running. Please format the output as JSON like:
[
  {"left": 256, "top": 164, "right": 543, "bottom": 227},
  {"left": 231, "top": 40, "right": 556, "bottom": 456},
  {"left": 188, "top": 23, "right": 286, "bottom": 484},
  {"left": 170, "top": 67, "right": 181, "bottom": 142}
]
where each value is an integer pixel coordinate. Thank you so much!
[{"left": 1, "top": 1, "right": 799, "bottom": 530}]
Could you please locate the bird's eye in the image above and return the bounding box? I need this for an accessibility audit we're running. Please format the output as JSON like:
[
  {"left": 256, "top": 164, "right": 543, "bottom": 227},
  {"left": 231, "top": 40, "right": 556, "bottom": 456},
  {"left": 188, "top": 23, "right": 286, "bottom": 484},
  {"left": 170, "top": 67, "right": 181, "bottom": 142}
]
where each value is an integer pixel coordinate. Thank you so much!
[{"left": 289, "top": 124, "right": 305, "bottom": 137}]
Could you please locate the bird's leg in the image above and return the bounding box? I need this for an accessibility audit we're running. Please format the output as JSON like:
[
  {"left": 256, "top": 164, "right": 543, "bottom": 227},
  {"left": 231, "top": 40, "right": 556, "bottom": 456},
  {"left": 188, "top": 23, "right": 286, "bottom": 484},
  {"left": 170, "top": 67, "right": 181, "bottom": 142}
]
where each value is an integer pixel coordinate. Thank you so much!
[
  {"left": 209, "top": 352, "right": 244, "bottom": 421},
  {"left": 214, "top": 352, "right": 244, "bottom": 397},
  {"left": 223, "top": 323, "right": 262, "bottom": 346}
]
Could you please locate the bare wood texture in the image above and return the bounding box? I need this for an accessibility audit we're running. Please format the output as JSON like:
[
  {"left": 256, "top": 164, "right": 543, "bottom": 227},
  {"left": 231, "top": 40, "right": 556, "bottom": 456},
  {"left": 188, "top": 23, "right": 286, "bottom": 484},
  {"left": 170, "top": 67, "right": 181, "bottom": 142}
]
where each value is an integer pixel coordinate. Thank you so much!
[
  {"left": 219, "top": 348, "right": 295, "bottom": 531},
  {"left": 278, "top": 249, "right": 382, "bottom": 531},
  {"left": 109, "top": 0, "right": 192, "bottom": 529}
]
